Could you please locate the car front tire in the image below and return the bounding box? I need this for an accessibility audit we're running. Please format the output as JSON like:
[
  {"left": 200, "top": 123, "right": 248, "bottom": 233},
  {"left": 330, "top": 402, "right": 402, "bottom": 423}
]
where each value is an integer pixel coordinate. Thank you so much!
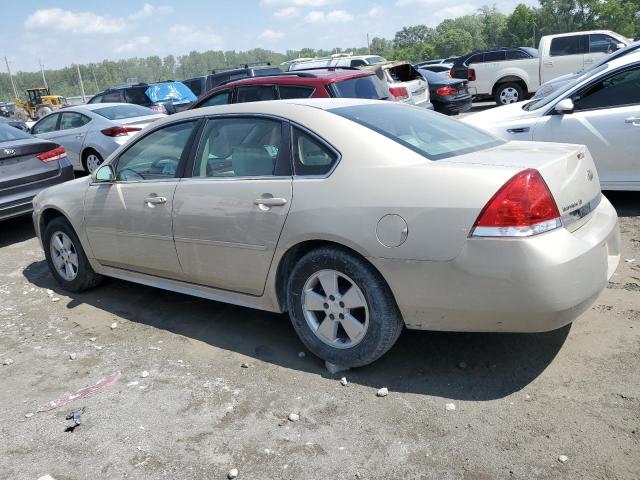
[
  {"left": 495, "top": 82, "right": 524, "bottom": 105},
  {"left": 287, "top": 247, "right": 403, "bottom": 368},
  {"left": 43, "top": 217, "right": 103, "bottom": 292}
]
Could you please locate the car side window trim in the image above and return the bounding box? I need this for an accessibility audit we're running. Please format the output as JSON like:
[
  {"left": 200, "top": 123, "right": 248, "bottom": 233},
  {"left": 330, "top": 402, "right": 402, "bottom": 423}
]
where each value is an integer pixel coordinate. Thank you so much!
[
  {"left": 288, "top": 122, "right": 342, "bottom": 179},
  {"left": 95, "top": 119, "right": 203, "bottom": 185},
  {"left": 183, "top": 113, "right": 292, "bottom": 181},
  {"left": 545, "top": 62, "right": 640, "bottom": 116}
]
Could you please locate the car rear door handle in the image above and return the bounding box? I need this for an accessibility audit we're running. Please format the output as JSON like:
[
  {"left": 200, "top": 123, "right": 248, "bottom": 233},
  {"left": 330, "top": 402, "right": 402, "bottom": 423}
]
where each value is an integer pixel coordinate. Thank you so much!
[
  {"left": 254, "top": 197, "right": 287, "bottom": 207},
  {"left": 507, "top": 127, "right": 530, "bottom": 133},
  {"left": 75, "top": 134, "right": 84, "bottom": 139},
  {"left": 144, "top": 196, "right": 167, "bottom": 205},
  {"left": 543, "top": 61, "right": 553, "bottom": 66},
  {"left": 625, "top": 117, "right": 640, "bottom": 125}
]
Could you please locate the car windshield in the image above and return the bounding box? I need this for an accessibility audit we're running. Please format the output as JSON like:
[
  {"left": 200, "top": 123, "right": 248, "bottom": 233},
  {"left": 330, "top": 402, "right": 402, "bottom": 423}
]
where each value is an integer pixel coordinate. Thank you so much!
[
  {"left": 365, "top": 56, "right": 386, "bottom": 64},
  {"left": 330, "top": 103, "right": 502, "bottom": 160},
  {"left": 93, "top": 104, "right": 158, "bottom": 120},
  {"left": 145, "top": 83, "right": 197, "bottom": 103},
  {"left": 0, "top": 124, "right": 31, "bottom": 142},
  {"left": 332, "top": 76, "right": 390, "bottom": 100},
  {"left": 523, "top": 64, "right": 609, "bottom": 111}
]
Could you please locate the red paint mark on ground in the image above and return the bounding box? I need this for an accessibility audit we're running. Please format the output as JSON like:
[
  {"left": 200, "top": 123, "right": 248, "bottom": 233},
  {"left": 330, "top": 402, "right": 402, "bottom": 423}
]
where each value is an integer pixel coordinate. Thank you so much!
[{"left": 38, "top": 371, "right": 122, "bottom": 412}]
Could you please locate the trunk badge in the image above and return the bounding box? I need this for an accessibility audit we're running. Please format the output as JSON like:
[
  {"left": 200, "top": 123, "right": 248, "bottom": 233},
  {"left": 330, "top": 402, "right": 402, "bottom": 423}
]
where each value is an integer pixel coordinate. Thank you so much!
[
  {"left": 586, "top": 169, "right": 594, "bottom": 181},
  {"left": 3, "top": 148, "right": 15, "bottom": 156}
]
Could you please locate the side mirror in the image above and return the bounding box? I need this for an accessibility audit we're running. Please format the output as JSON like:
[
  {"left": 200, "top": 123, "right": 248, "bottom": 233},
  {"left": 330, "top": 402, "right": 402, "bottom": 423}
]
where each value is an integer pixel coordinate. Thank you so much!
[
  {"left": 554, "top": 98, "right": 574, "bottom": 115},
  {"left": 94, "top": 164, "right": 114, "bottom": 183}
]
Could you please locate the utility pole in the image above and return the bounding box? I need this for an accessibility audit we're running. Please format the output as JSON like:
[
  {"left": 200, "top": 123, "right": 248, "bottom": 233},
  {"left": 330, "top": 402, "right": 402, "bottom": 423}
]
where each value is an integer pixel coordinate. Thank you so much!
[
  {"left": 367, "top": 33, "right": 371, "bottom": 53},
  {"left": 91, "top": 67, "right": 99, "bottom": 92},
  {"left": 39, "top": 60, "right": 48, "bottom": 90},
  {"left": 532, "top": 23, "right": 537, "bottom": 48},
  {"left": 75, "top": 64, "right": 86, "bottom": 102},
  {"left": 4, "top": 56, "right": 18, "bottom": 99}
]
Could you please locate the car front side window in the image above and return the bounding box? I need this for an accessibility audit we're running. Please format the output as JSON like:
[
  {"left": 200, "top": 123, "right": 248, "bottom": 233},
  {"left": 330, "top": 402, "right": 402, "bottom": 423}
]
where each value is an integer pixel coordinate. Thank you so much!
[
  {"left": 31, "top": 113, "right": 60, "bottom": 134},
  {"left": 114, "top": 121, "right": 197, "bottom": 182},
  {"left": 573, "top": 66, "right": 640, "bottom": 111},
  {"left": 199, "top": 91, "right": 232, "bottom": 108},
  {"left": 193, "top": 117, "right": 284, "bottom": 178}
]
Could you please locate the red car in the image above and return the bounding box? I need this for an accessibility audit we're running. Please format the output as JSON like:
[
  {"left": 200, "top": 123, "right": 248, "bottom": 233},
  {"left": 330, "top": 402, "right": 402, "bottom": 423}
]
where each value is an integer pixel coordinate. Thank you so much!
[{"left": 189, "top": 68, "right": 391, "bottom": 108}]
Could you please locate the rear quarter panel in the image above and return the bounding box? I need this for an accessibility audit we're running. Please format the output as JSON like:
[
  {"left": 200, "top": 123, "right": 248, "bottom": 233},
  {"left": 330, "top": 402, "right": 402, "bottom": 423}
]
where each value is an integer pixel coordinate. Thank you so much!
[{"left": 471, "top": 58, "right": 540, "bottom": 95}]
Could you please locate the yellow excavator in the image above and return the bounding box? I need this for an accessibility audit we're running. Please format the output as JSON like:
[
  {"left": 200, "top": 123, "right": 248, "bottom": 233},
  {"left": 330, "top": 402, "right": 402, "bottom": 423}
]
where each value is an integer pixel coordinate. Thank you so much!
[{"left": 13, "top": 87, "right": 68, "bottom": 121}]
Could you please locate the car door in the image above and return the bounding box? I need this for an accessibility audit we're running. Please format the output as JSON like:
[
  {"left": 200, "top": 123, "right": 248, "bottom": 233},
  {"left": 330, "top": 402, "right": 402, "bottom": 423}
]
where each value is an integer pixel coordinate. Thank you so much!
[
  {"left": 84, "top": 120, "right": 200, "bottom": 278},
  {"left": 172, "top": 116, "right": 292, "bottom": 295},
  {"left": 53, "top": 112, "right": 92, "bottom": 169},
  {"left": 543, "top": 35, "right": 587, "bottom": 83},
  {"left": 532, "top": 63, "right": 640, "bottom": 187}
]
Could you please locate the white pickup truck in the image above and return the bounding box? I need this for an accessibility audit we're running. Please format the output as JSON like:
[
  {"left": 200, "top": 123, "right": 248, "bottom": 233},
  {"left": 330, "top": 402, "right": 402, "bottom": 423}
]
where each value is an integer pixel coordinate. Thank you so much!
[{"left": 451, "top": 30, "right": 632, "bottom": 105}]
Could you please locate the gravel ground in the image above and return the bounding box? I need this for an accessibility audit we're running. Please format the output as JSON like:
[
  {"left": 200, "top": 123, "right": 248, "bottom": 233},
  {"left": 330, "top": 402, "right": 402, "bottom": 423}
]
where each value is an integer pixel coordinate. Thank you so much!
[{"left": 1, "top": 191, "right": 639, "bottom": 480}]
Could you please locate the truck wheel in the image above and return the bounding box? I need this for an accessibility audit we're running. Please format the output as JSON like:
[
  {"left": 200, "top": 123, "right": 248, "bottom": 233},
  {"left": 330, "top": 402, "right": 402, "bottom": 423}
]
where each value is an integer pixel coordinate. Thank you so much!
[
  {"left": 495, "top": 83, "right": 523, "bottom": 106},
  {"left": 36, "top": 106, "right": 53, "bottom": 118},
  {"left": 13, "top": 108, "right": 29, "bottom": 122},
  {"left": 286, "top": 247, "right": 404, "bottom": 368}
]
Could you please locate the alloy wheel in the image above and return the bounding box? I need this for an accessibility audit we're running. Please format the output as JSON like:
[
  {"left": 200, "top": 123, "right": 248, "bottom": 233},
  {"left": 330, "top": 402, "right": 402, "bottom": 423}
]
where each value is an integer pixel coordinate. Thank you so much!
[
  {"left": 301, "top": 269, "right": 369, "bottom": 349},
  {"left": 50, "top": 231, "right": 79, "bottom": 281},
  {"left": 86, "top": 154, "right": 102, "bottom": 173}
]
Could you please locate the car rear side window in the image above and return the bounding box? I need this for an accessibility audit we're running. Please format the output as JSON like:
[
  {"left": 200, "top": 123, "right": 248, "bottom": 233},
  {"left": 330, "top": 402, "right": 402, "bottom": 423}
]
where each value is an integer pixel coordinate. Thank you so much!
[
  {"left": 193, "top": 118, "right": 283, "bottom": 178},
  {"left": 87, "top": 95, "right": 103, "bottom": 104},
  {"left": 506, "top": 50, "right": 530, "bottom": 60},
  {"left": 278, "top": 85, "right": 315, "bottom": 99},
  {"left": 331, "top": 76, "right": 389, "bottom": 100},
  {"left": 484, "top": 51, "right": 506, "bottom": 62},
  {"left": 59, "top": 112, "right": 90, "bottom": 130},
  {"left": 466, "top": 53, "right": 484, "bottom": 65},
  {"left": 292, "top": 128, "right": 338, "bottom": 176},
  {"left": 103, "top": 91, "right": 124, "bottom": 102},
  {"left": 330, "top": 103, "right": 502, "bottom": 160},
  {"left": 199, "top": 91, "right": 232, "bottom": 108},
  {"left": 236, "top": 86, "right": 277, "bottom": 103},
  {"left": 550, "top": 35, "right": 587, "bottom": 56},
  {"left": 125, "top": 87, "right": 152, "bottom": 105},
  {"left": 115, "top": 121, "right": 197, "bottom": 181}
]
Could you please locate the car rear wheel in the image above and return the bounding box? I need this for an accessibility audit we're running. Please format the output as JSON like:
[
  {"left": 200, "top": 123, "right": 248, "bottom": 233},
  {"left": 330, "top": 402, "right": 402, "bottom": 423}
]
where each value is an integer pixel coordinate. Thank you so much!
[
  {"left": 287, "top": 247, "right": 403, "bottom": 368},
  {"left": 495, "top": 83, "right": 523, "bottom": 105},
  {"left": 44, "top": 217, "right": 103, "bottom": 292},
  {"left": 83, "top": 150, "right": 104, "bottom": 173}
]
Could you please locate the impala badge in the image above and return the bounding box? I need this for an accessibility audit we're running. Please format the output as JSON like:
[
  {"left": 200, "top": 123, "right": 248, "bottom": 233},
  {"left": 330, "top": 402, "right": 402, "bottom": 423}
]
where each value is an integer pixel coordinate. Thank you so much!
[
  {"left": 586, "top": 169, "right": 594, "bottom": 182},
  {"left": 3, "top": 148, "right": 15, "bottom": 156}
]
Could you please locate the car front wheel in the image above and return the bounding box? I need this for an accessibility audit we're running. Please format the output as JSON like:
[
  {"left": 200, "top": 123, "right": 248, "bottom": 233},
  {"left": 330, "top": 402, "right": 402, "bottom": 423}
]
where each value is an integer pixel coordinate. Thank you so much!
[
  {"left": 495, "top": 82, "right": 524, "bottom": 105},
  {"left": 43, "top": 217, "right": 103, "bottom": 292},
  {"left": 287, "top": 247, "right": 403, "bottom": 368}
]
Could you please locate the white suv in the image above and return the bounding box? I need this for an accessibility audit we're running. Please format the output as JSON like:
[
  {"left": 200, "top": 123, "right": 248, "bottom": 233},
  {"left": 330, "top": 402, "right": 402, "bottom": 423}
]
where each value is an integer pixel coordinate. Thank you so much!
[{"left": 286, "top": 54, "right": 386, "bottom": 71}]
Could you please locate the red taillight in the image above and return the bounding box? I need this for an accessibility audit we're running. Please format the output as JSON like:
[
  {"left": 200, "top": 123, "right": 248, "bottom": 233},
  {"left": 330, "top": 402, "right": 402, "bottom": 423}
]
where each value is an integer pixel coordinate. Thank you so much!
[
  {"left": 101, "top": 126, "right": 142, "bottom": 137},
  {"left": 36, "top": 146, "right": 66, "bottom": 162},
  {"left": 389, "top": 86, "right": 409, "bottom": 100},
  {"left": 150, "top": 104, "right": 167, "bottom": 114},
  {"left": 436, "top": 86, "right": 458, "bottom": 96},
  {"left": 471, "top": 169, "right": 561, "bottom": 237},
  {"left": 467, "top": 68, "right": 476, "bottom": 82}
]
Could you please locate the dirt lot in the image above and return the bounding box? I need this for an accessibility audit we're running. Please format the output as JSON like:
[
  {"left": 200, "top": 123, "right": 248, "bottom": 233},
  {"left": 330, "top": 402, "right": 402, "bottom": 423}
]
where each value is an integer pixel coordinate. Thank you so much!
[{"left": 1, "top": 192, "right": 639, "bottom": 480}]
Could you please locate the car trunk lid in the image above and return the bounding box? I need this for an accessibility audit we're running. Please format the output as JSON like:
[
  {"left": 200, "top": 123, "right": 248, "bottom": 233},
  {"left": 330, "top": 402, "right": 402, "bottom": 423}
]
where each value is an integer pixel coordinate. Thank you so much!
[
  {"left": 0, "top": 139, "right": 61, "bottom": 191},
  {"left": 443, "top": 140, "right": 602, "bottom": 232}
]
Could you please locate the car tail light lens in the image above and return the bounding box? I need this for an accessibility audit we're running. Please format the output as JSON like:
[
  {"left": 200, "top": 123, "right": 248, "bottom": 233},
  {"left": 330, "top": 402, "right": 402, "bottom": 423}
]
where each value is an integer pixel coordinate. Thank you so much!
[
  {"left": 436, "top": 86, "right": 458, "bottom": 96},
  {"left": 101, "top": 126, "right": 142, "bottom": 137},
  {"left": 467, "top": 68, "right": 476, "bottom": 81},
  {"left": 36, "top": 146, "right": 66, "bottom": 162},
  {"left": 389, "top": 86, "right": 409, "bottom": 100},
  {"left": 150, "top": 104, "right": 167, "bottom": 114},
  {"left": 471, "top": 169, "right": 561, "bottom": 238}
]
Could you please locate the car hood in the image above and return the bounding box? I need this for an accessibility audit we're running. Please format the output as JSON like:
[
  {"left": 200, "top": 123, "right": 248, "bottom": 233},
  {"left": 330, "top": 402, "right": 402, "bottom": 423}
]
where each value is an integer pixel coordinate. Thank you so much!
[{"left": 461, "top": 101, "right": 539, "bottom": 126}]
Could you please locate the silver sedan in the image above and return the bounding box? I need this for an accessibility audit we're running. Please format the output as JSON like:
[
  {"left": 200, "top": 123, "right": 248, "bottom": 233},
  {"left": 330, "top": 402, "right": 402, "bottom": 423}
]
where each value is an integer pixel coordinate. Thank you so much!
[
  {"left": 32, "top": 99, "right": 620, "bottom": 368},
  {"left": 30, "top": 103, "right": 165, "bottom": 173}
]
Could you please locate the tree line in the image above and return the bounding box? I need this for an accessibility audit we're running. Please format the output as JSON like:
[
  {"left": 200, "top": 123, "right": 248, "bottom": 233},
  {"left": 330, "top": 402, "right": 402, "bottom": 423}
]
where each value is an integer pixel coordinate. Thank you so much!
[{"left": 1, "top": 0, "right": 638, "bottom": 102}]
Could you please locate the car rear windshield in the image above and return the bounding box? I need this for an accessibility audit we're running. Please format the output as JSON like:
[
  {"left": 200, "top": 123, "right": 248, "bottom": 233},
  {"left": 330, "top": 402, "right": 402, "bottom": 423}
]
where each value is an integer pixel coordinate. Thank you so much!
[
  {"left": 332, "top": 76, "right": 389, "bottom": 100},
  {"left": 146, "top": 83, "right": 197, "bottom": 103},
  {"left": 0, "top": 124, "right": 31, "bottom": 142},
  {"left": 93, "top": 104, "right": 157, "bottom": 120},
  {"left": 329, "top": 103, "right": 502, "bottom": 160}
]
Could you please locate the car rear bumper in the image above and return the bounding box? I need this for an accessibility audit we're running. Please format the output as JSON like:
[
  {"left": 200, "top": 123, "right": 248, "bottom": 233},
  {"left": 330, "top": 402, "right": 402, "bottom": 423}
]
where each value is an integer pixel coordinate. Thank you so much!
[
  {"left": 433, "top": 96, "right": 473, "bottom": 114},
  {"left": 370, "top": 196, "right": 620, "bottom": 332},
  {"left": 0, "top": 162, "right": 74, "bottom": 221}
]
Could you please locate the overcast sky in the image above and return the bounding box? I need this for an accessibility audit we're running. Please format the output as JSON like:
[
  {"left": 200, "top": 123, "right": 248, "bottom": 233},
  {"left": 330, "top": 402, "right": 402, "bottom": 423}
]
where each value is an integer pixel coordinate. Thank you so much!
[{"left": 2, "top": 0, "right": 537, "bottom": 72}]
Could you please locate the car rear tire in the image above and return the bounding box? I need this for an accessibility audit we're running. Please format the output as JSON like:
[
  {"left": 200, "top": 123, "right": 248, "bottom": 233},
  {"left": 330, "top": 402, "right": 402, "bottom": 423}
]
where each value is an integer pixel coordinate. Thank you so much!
[
  {"left": 286, "top": 247, "right": 403, "bottom": 368},
  {"left": 83, "top": 150, "right": 104, "bottom": 173},
  {"left": 495, "top": 83, "right": 523, "bottom": 105},
  {"left": 43, "top": 217, "right": 103, "bottom": 292}
]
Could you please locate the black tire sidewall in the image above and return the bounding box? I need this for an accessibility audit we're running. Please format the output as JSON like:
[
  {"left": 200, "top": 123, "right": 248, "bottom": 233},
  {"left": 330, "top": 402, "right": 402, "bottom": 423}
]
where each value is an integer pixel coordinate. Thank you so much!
[
  {"left": 287, "top": 248, "right": 402, "bottom": 368},
  {"left": 43, "top": 218, "right": 98, "bottom": 292},
  {"left": 496, "top": 83, "right": 523, "bottom": 105}
]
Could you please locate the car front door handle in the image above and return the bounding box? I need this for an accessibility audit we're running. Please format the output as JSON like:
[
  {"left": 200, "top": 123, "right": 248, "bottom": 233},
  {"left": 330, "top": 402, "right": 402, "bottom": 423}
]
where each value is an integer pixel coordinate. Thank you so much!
[
  {"left": 144, "top": 196, "right": 167, "bottom": 205},
  {"left": 254, "top": 197, "right": 287, "bottom": 207},
  {"left": 75, "top": 134, "right": 84, "bottom": 139},
  {"left": 507, "top": 127, "right": 530, "bottom": 134},
  {"left": 625, "top": 117, "right": 640, "bottom": 125}
]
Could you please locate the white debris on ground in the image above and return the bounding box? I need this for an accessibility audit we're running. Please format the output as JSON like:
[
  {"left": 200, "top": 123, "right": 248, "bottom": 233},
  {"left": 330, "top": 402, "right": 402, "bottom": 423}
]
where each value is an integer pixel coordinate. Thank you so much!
[
  {"left": 445, "top": 402, "right": 456, "bottom": 411},
  {"left": 340, "top": 377, "right": 348, "bottom": 386},
  {"left": 376, "top": 387, "right": 388, "bottom": 397},
  {"left": 227, "top": 468, "right": 238, "bottom": 479},
  {"left": 110, "top": 322, "right": 118, "bottom": 329},
  {"left": 288, "top": 412, "right": 300, "bottom": 422},
  {"left": 140, "top": 370, "right": 149, "bottom": 378},
  {"left": 558, "top": 455, "right": 569, "bottom": 464}
]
